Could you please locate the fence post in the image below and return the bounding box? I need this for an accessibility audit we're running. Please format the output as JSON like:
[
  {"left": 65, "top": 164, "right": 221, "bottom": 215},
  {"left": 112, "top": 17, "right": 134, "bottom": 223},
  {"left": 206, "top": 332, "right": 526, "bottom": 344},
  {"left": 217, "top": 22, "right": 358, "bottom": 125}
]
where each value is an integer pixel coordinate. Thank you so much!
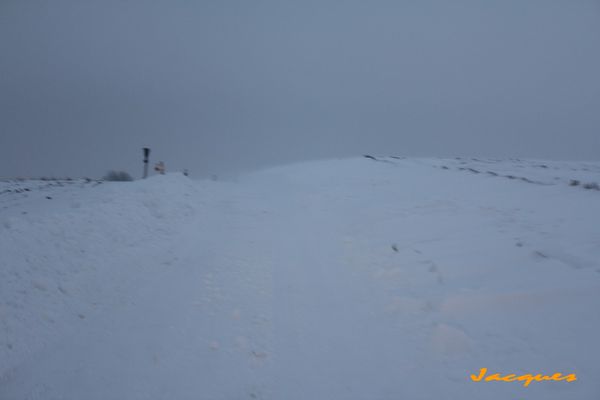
[{"left": 143, "top": 147, "right": 150, "bottom": 178}]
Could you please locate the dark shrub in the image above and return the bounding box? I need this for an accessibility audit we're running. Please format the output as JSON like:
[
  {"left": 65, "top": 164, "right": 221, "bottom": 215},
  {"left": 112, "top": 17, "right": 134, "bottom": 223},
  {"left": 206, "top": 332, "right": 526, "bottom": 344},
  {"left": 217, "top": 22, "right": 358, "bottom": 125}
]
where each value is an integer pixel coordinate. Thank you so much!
[{"left": 103, "top": 170, "right": 133, "bottom": 182}]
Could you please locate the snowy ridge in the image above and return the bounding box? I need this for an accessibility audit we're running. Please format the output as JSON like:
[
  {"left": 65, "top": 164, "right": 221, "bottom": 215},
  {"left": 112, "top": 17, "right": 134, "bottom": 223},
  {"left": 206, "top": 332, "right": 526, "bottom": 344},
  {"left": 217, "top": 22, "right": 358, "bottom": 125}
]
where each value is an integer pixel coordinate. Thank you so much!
[
  {"left": 1, "top": 158, "right": 599, "bottom": 399},
  {"left": 401, "top": 156, "right": 600, "bottom": 188}
]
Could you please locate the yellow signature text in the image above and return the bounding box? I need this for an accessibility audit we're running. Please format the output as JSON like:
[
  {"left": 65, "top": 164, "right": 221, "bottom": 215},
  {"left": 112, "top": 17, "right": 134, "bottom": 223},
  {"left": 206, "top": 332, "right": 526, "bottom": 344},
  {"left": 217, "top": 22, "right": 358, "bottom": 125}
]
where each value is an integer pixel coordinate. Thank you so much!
[{"left": 470, "top": 368, "right": 577, "bottom": 387}]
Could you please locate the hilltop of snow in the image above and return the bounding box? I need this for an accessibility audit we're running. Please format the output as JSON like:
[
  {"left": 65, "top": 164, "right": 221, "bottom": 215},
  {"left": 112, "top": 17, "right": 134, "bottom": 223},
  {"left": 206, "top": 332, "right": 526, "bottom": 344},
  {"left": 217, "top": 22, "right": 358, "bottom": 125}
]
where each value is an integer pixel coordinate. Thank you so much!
[{"left": 1, "top": 157, "right": 599, "bottom": 399}]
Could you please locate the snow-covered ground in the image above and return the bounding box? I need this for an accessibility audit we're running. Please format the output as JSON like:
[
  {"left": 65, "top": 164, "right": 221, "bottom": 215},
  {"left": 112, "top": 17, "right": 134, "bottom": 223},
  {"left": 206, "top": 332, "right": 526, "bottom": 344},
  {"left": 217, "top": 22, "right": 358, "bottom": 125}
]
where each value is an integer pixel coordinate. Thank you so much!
[{"left": 1, "top": 157, "right": 599, "bottom": 399}]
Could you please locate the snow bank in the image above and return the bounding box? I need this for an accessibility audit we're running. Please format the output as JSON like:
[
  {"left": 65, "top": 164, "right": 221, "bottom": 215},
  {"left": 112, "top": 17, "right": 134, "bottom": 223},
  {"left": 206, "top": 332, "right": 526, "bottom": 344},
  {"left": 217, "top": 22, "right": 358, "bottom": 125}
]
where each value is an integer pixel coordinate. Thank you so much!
[{"left": 1, "top": 158, "right": 599, "bottom": 399}]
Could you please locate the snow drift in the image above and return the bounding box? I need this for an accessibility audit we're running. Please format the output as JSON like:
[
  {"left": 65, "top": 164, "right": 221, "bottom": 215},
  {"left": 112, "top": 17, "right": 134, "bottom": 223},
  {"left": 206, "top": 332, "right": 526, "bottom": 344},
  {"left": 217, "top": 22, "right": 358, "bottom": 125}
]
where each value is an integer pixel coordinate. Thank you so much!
[{"left": 1, "top": 158, "right": 599, "bottom": 399}]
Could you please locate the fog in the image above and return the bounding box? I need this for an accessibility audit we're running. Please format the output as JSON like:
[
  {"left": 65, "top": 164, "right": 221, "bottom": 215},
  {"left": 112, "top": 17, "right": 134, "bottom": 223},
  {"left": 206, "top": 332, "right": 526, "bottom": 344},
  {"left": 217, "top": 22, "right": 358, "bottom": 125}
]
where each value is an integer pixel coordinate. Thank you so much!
[{"left": 1, "top": 0, "right": 599, "bottom": 179}]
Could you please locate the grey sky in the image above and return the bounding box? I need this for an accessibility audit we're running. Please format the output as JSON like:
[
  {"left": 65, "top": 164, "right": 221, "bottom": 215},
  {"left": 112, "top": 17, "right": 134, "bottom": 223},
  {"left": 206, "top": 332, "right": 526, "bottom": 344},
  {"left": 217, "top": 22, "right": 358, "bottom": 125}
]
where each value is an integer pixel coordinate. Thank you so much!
[{"left": 1, "top": 0, "right": 599, "bottom": 179}]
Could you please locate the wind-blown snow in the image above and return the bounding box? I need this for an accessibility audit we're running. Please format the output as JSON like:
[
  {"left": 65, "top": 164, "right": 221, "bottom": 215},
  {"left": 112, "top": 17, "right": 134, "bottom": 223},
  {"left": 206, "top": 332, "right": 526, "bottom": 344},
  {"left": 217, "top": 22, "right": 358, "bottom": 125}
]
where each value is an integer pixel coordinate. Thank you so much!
[{"left": 1, "top": 157, "right": 599, "bottom": 399}]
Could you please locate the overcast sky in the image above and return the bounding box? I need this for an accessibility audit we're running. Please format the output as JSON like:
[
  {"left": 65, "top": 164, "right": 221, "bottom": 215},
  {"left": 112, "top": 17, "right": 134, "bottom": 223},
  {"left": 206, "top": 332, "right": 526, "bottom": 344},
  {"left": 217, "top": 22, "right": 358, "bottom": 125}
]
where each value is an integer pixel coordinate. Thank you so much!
[{"left": 1, "top": 0, "right": 599, "bottom": 179}]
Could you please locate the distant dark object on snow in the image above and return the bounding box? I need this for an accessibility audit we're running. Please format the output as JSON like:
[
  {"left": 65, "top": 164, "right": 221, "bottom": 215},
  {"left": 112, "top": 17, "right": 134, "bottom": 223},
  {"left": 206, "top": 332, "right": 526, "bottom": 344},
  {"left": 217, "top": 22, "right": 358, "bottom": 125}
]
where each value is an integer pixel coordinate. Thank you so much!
[
  {"left": 582, "top": 182, "right": 600, "bottom": 190},
  {"left": 363, "top": 154, "right": 394, "bottom": 164},
  {"left": 103, "top": 170, "right": 133, "bottom": 182}
]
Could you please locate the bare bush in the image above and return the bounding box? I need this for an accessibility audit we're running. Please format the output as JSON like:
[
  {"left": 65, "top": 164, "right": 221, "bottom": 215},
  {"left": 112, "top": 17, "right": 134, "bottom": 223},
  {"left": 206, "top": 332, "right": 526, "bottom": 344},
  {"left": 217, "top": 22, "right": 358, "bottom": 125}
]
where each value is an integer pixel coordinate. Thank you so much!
[{"left": 103, "top": 170, "right": 133, "bottom": 182}]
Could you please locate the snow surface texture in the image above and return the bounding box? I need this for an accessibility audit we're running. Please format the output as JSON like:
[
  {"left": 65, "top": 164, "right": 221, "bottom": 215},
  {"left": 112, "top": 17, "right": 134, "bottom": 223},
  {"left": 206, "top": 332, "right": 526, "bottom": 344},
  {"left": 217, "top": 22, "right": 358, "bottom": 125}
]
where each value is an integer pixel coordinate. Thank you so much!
[{"left": 1, "top": 157, "right": 599, "bottom": 399}]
